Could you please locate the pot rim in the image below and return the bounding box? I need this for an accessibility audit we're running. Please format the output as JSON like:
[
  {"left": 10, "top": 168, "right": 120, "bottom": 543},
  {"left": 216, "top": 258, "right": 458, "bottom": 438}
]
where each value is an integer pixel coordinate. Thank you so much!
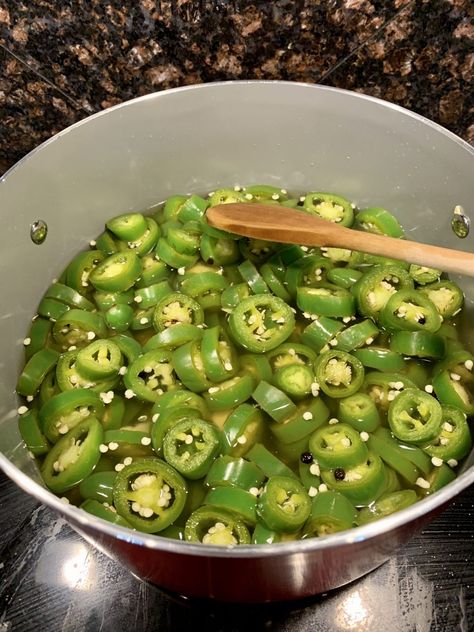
[{"left": 1, "top": 80, "right": 473, "bottom": 559}]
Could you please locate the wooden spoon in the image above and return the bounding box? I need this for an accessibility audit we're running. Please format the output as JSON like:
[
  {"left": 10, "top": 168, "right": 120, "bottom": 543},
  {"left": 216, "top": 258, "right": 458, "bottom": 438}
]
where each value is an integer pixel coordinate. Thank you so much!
[{"left": 207, "top": 203, "right": 474, "bottom": 277}]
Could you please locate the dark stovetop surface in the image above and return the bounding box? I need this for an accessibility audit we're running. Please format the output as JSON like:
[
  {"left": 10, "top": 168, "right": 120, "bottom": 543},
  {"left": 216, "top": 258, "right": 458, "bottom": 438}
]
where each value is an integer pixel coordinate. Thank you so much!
[
  {"left": 1, "top": 1, "right": 473, "bottom": 630},
  {"left": 1, "top": 470, "right": 473, "bottom": 631}
]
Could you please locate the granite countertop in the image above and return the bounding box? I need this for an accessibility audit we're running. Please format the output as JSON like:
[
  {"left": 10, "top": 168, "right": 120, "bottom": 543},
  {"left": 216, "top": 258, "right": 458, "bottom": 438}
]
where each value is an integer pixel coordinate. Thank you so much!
[{"left": 1, "top": 1, "right": 474, "bottom": 630}]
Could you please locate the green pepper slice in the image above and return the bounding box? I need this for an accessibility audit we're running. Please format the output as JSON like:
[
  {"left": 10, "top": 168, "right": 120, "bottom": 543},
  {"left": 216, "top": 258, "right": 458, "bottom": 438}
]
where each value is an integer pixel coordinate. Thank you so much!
[
  {"left": 184, "top": 506, "right": 251, "bottom": 545},
  {"left": 303, "top": 491, "right": 357, "bottom": 537},
  {"left": 221, "top": 283, "right": 252, "bottom": 312},
  {"left": 238, "top": 259, "right": 270, "bottom": 294},
  {"left": 45, "top": 282, "right": 95, "bottom": 311},
  {"left": 204, "top": 486, "right": 257, "bottom": 526},
  {"left": 309, "top": 423, "right": 368, "bottom": 469},
  {"left": 257, "top": 476, "right": 311, "bottom": 532},
  {"left": 161, "top": 195, "right": 187, "bottom": 222},
  {"left": 105, "top": 304, "right": 134, "bottom": 332},
  {"left": 200, "top": 325, "right": 238, "bottom": 383},
  {"left": 204, "top": 375, "right": 255, "bottom": 411},
  {"left": 113, "top": 458, "right": 187, "bottom": 533},
  {"left": 338, "top": 393, "right": 380, "bottom": 432},
  {"left": 144, "top": 323, "right": 203, "bottom": 352},
  {"left": 354, "top": 265, "right": 413, "bottom": 319},
  {"left": 356, "top": 207, "right": 404, "bottom": 237},
  {"left": 379, "top": 289, "right": 442, "bottom": 333},
  {"left": 423, "top": 406, "right": 471, "bottom": 462},
  {"left": 367, "top": 432, "right": 420, "bottom": 485},
  {"left": 172, "top": 340, "right": 210, "bottom": 392},
  {"left": 252, "top": 522, "right": 282, "bottom": 544},
  {"left": 267, "top": 342, "right": 317, "bottom": 371},
  {"left": 389, "top": 330, "right": 446, "bottom": 360},
  {"left": 301, "top": 316, "right": 345, "bottom": 353},
  {"left": 353, "top": 346, "right": 405, "bottom": 372},
  {"left": 94, "top": 289, "right": 134, "bottom": 311},
  {"left": 285, "top": 255, "right": 332, "bottom": 297},
  {"left": 151, "top": 406, "right": 204, "bottom": 456},
  {"left": 177, "top": 194, "right": 209, "bottom": 223},
  {"left": 335, "top": 320, "right": 380, "bottom": 353},
  {"left": 155, "top": 237, "right": 199, "bottom": 270},
  {"left": 296, "top": 284, "right": 355, "bottom": 318},
  {"left": 18, "top": 408, "right": 50, "bottom": 456},
  {"left": 166, "top": 225, "right": 200, "bottom": 256},
  {"left": 223, "top": 404, "right": 264, "bottom": 457},
  {"left": 420, "top": 463, "right": 456, "bottom": 496},
  {"left": 273, "top": 363, "right": 315, "bottom": 399},
  {"left": 244, "top": 184, "right": 289, "bottom": 202},
  {"left": 39, "top": 389, "right": 104, "bottom": 443},
  {"left": 151, "top": 388, "right": 209, "bottom": 418},
  {"left": 409, "top": 265, "right": 441, "bottom": 286},
  {"left": 89, "top": 251, "right": 141, "bottom": 292},
  {"left": 247, "top": 443, "right": 297, "bottom": 479},
  {"left": 252, "top": 380, "right": 297, "bottom": 423},
  {"left": 229, "top": 295, "right": 295, "bottom": 353},
  {"left": 361, "top": 372, "right": 418, "bottom": 412},
  {"left": 419, "top": 280, "right": 464, "bottom": 319},
  {"left": 75, "top": 339, "right": 123, "bottom": 380},
  {"left": 136, "top": 254, "right": 170, "bottom": 288},
  {"left": 37, "top": 297, "right": 70, "bottom": 322},
  {"left": 101, "top": 395, "right": 125, "bottom": 430},
  {"left": 104, "top": 429, "right": 154, "bottom": 458},
  {"left": 358, "top": 490, "right": 418, "bottom": 524},
  {"left": 259, "top": 262, "right": 292, "bottom": 302},
  {"left": 24, "top": 318, "right": 53, "bottom": 361},
  {"left": 179, "top": 272, "right": 229, "bottom": 311},
  {"left": 121, "top": 218, "right": 160, "bottom": 256},
  {"left": 432, "top": 366, "right": 474, "bottom": 415},
  {"left": 65, "top": 250, "right": 105, "bottom": 294},
  {"left": 314, "top": 350, "right": 365, "bottom": 398},
  {"left": 152, "top": 292, "right": 204, "bottom": 331},
  {"left": 388, "top": 388, "right": 442, "bottom": 445},
  {"left": 124, "top": 350, "right": 179, "bottom": 402},
  {"left": 239, "top": 238, "right": 279, "bottom": 265},
  {"left": 79, "top": 470, "right": 117, "bottom": 503},
  {"left": 133, "top": 281, "right": 173, "bottom": 310},
  {"left": 374, "top": 430, "right": 431, "bottom": 476},
  {"left": 52, "top": 309, "right": 107, "bottom": 351},
  {"left": 163, "top": 418, "right": 222, "bottom": 479},
  {"left": 16, "top": 348, "right": 60, "bottom": 397},
  {"left": 239, "top": 354, "right": 273, "bottom": 384},
  {"left": 320, "top": 452, "right": 386, "bottom": 506},
  {"left": 110, "top": 333, "right": 142, "bottom": 365},
  {"left": 205, "top": 456, "right": 265, "bottom": 490},
  {"left": 269, "top": 397, "right": 330, "bottom": 445},
  {"left": 326, "top": 267, "right": 363, "bottom": 290},
  {"left": 299, "top": 459, "right": 321, "bottom": 492},
  {"left": 106, "top": 212, "right": 148, "bottom": 241},
  {"left": 41, "top": 417, "right": 103, "bottom": 493},
  {"left": 95, "top": 229, "right": 119, "bottom": 256},
  {"left": 200, "top": 234, "right": 241, "bottom": 267},
  {"left": 80, "top": 499, "right": 133, "bottom": 528},
  {"left": 302, "top": 192, "right": 354, "bottom": 227}
]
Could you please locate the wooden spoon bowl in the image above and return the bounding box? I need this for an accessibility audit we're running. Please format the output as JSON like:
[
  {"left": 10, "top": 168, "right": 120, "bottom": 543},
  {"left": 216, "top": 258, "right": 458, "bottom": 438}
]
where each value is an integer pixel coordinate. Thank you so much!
[{"left": 207, "top": 203, "right": 474, "bottom": 277}]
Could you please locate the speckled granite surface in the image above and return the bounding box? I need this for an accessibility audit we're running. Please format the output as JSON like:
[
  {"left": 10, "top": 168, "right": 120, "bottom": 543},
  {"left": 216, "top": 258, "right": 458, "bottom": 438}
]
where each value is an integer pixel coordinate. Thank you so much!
[{"left": 0, "top": 0, "right": 472, "bottom": 174}]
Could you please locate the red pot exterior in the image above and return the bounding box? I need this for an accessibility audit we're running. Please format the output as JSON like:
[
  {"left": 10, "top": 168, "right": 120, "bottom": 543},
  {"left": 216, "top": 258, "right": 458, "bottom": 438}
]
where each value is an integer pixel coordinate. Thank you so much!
[{"left": 72, "top": 503, "right": 446, "bottom": 602}]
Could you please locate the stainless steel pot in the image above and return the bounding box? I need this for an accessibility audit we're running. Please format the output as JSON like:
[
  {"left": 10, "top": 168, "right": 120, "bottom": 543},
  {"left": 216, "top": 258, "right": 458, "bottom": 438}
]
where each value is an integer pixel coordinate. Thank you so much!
[{"left": 1, "top": 82, "right": 473, "bottom": 603}]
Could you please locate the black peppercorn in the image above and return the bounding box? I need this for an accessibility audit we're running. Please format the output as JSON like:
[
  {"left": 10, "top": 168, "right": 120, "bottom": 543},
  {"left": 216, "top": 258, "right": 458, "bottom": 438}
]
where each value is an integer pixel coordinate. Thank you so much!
[
  {"left": 300, "top": 452, "right": 313, "bottom": 464},
  {"left": 334, "top": 468, "right": 345, "bottom": 480}
]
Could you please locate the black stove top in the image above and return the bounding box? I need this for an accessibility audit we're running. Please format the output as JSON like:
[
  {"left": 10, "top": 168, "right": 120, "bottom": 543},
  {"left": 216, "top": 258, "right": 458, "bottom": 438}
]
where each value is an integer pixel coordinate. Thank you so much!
[{"left": 1, "top": 471, "right": 473, "bottom": 631}]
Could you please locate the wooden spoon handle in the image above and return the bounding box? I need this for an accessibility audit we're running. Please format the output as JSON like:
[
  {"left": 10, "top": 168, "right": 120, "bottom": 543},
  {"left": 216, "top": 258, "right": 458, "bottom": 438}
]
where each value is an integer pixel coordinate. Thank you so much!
[{"left": 207, "top": 203, "right": 474, "bottom": 278}]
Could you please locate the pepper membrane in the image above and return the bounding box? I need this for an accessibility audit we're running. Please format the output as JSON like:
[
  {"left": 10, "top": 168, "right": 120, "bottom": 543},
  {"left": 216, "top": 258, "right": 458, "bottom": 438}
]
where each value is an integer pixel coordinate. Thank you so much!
[{"left": 16, "top": 184, "right": 472, "bottom": 545}]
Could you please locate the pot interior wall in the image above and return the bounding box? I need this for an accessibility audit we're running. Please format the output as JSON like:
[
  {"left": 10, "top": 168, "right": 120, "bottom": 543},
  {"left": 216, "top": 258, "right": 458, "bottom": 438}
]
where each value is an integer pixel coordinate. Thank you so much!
[{"left": 1, "top": 82, "right": 474, "bottom": 485}]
